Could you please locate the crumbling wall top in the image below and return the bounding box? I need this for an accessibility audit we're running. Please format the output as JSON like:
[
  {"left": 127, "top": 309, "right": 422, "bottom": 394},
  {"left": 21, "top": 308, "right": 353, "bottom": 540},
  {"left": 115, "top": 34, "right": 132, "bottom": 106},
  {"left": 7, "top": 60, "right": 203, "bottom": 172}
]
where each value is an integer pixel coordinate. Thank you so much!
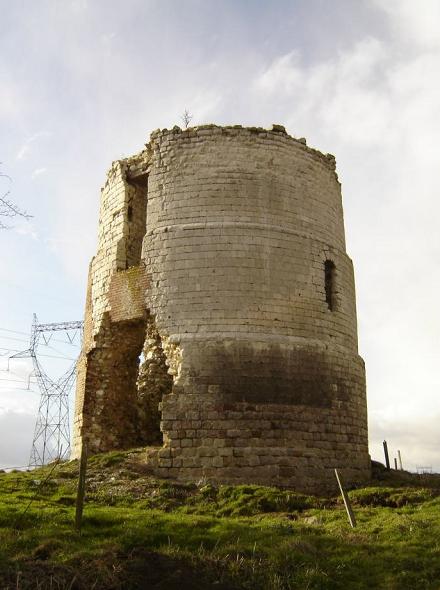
[
  {"left": 145, "top": 123, "right": 337, "bottom": 171},
  {"left": 112, "top": 124, "right": 337, "bottom": 187}
]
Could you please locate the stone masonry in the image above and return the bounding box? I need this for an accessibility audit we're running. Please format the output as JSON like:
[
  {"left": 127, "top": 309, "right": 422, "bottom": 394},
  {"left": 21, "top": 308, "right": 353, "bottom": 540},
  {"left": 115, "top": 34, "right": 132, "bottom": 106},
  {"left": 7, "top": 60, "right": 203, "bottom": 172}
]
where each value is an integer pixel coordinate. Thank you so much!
[{"left": 73, "top": 124, "right": 370, "bottom": 494}]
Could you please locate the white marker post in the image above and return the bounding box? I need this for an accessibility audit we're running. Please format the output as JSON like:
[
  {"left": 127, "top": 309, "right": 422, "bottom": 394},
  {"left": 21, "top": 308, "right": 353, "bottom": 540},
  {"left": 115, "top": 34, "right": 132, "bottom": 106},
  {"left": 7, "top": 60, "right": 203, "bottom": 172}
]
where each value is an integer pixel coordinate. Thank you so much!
[{"left": 335, "top": 468, "right": 356, "bottom": 528}]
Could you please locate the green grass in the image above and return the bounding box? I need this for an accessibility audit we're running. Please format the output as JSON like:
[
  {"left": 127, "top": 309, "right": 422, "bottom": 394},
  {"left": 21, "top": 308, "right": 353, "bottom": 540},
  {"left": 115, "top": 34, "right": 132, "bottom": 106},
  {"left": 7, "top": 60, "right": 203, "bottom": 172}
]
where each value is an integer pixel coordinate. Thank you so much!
[{"left": 1, "top": 452, "right": 440, "bottom": 589}]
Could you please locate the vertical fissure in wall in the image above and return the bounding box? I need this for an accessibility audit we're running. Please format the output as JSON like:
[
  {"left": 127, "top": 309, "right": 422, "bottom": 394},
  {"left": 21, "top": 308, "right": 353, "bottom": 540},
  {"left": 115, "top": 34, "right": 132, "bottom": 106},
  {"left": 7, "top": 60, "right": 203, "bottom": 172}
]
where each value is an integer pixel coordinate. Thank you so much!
[
  {"left": 136, "top": 315, "right": 173, "bottom": 445},
  {"left": 324, "top": 260, "right": 337, "bottom": 311}
]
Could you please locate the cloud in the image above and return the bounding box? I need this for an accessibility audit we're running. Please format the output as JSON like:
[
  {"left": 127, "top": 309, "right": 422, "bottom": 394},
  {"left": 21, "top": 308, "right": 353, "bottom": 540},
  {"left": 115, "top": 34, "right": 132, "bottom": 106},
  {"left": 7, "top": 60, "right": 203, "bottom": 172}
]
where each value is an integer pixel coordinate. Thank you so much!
[
  {"left": 0, "top": 411, "right": 36, "bottom": 469},
  {"left": 100, "top": 31, "right": 116, "bottom": 44},
  {"left": 181, "top": 90, "right": 223, "bottom": 127},
  {"left": 0, "top": 71, "right": 22, "bottom": 122},
  {"left": 0, "top": 357, "right": 35, "bottom": 389},
  {"left": 369, "top": 413, "right": 440, "bottom": 472},
  {"left": 372, "top": 0, "right": 440, "bottom": 48},
  {"left": 12, "top": 219, "right": 39, "bottom": 240},
  {"left": 31, "top": 167, "right": 47, "bottom": 179},
  {"left": 257, "top": 51, "right": 303, "bottom": 94},
  {"left": 254, "top": 37, "right": 393, "bottom": 147},
  {"left": 251, "top": 26, "right": 440, "bottom": 471},
  {"left": 16, "top": 131, "right": 51, "bottom": 161},
  {"left": 70, "top": 0, "right": 89, "bottom": 11}
]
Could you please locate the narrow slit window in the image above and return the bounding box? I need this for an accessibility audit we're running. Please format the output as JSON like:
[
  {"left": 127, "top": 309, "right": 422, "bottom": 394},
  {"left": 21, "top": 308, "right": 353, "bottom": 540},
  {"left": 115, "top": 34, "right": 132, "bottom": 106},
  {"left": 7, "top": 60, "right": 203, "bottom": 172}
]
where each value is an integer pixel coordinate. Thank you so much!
[{"left": 324, "top": 260, "right": 337, "bottom": 311}]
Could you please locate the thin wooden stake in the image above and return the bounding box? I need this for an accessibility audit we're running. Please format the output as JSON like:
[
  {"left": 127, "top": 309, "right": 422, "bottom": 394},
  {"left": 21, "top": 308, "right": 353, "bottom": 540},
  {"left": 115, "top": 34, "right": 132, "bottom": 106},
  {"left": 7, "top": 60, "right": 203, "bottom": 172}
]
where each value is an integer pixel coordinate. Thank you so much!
[
  {"left": 75, "top": 441, "right": 88, "bottom": 533},
  {"left": 398, "top": 450, "right": 403, "bottom": 471},
  {"left": 334, "top": 469, "right": 356, "bottom": 528},
  {"left": 383, "top": 440, "right": 390, "bottom": 470},
  {"left": 394, "top": 457, "right": 398, "bottom": 470}
]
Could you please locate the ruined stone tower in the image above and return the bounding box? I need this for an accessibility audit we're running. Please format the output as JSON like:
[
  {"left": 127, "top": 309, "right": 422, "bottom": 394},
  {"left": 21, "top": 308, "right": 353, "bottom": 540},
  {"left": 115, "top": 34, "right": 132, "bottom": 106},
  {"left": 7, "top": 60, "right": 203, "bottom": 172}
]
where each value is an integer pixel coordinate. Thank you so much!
[{"left": 73, "top": 124, "right": 370, "bottom": 493}]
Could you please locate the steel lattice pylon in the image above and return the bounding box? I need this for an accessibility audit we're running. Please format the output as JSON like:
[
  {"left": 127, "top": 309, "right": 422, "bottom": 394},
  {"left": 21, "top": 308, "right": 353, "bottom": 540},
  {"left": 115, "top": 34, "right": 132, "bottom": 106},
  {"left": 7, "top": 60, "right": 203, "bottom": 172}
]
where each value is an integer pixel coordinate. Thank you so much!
[{"left": 10, "top": 314, "right": 83, "bottom": 468}]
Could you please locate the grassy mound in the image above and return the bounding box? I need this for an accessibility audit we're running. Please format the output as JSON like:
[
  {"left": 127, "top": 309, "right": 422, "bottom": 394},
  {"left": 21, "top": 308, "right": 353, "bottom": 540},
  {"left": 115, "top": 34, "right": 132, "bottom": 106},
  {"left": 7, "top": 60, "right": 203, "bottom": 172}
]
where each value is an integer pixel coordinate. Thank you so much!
[{"left": 1, "top": 450, "right": 439, "bottom": 589}]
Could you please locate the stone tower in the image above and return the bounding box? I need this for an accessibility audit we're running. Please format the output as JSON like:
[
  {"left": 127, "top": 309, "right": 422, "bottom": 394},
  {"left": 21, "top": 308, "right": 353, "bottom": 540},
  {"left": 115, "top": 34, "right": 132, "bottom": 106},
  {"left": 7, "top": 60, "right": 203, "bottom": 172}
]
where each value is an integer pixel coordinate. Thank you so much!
[{"left": 73, "top": 124, "right": 370, "bottom": 493}]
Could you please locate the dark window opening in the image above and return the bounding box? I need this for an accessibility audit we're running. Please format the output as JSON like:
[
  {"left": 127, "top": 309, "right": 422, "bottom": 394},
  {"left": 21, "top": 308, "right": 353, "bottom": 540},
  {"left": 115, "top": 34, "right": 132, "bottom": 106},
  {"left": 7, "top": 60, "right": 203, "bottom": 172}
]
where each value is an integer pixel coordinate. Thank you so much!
[
  {"left": 125, "top": 174, "right": 148, "bottom": 267},
  {"left": 324, "top": 260, "right": 337, "bottom": 311}
]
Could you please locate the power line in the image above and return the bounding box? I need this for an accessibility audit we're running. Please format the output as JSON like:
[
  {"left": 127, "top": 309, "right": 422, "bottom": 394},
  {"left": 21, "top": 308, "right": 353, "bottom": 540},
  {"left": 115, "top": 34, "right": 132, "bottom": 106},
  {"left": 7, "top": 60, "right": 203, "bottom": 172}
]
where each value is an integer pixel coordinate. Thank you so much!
[
  {"left": 0, "top": 328, "right": 80, "bottom": 347},
  {"left": 43, "top": 342, "right": 72, "bottom": 357},
  {"left": 0, "top": 388, "right": 39, "bottom": 393},
  {"left": 3, "top": 367, "right": 33, "bottom": 379},
  {"left": 0, "top": 377, "right": 37, "bottom": 384},
  {"left": 0, "top": 328, "right": 28, "bottom": 336},
  {"left": 0, "top": 335, "right": 32, "bottom": 344},
  {"left": 0, "top": 347, "right": 76, "bottom": 361},
  {"left": 0, "top": 340, "right": 79, "bottom": 356}
]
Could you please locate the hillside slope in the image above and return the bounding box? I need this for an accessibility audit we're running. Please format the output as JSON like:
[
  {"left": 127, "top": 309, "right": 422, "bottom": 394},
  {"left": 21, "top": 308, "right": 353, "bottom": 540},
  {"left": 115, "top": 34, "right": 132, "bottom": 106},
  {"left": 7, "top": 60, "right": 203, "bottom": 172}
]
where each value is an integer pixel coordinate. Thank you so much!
[{"left": 1, "top": 450, "right": 439, "bottom": 589}]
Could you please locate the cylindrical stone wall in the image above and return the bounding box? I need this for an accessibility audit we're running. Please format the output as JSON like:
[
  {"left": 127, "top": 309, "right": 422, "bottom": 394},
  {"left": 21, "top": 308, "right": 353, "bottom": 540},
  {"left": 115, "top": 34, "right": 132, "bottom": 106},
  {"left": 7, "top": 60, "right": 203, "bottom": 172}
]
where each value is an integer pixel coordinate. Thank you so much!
[
  {"left": 140, "top": 125, "right": 369, "bottom": 492},
  {"left": 74, "top": 124, "right": 370, "bottom": 494}
]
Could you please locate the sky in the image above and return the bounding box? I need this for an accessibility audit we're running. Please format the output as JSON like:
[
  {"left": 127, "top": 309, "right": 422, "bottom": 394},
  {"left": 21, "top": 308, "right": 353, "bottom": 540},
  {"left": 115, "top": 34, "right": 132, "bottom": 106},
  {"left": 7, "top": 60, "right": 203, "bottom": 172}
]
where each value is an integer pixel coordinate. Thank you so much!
[{"left": 0, "top": 0, "right": 439, "bottom": 472}]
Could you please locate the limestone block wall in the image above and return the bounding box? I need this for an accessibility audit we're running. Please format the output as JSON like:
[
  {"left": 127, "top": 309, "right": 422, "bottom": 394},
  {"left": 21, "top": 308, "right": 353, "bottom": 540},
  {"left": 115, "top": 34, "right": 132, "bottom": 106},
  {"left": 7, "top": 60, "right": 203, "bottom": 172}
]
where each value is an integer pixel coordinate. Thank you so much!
[{"left": 73, "top": 124, "right": 370, "bottom": 493}]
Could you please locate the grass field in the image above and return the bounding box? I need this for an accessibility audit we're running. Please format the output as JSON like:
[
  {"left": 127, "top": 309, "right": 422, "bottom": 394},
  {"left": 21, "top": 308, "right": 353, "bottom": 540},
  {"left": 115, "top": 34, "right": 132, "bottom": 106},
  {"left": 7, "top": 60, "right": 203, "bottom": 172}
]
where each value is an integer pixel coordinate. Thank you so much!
[{"left": 1, "top": 450, "right": 439, "bottom": 589}]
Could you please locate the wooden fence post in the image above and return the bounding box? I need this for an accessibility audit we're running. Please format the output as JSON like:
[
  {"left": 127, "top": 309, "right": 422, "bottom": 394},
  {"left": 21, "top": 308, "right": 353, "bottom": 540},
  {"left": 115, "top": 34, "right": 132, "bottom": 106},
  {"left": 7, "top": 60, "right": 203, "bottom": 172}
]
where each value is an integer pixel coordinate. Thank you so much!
[
  {"left": 398, "top": 450, "right": 403, "bottom": 471},
  {"left": 383, "top": 440, "right": 390, "bottom": 470},
  {"left": 75, "top": 441, "right": 88, "bottom": 533},
  {"left": 335, "top": 469, "right": 356, "bottom": 528}
]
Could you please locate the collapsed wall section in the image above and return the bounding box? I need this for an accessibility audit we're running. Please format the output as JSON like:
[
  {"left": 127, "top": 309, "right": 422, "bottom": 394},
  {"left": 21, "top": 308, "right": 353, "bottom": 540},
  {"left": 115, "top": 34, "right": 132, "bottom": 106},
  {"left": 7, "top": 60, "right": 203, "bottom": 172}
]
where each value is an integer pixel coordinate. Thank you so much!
[{"left": 72, "top": 159, "right": 152, "bottom": 457}]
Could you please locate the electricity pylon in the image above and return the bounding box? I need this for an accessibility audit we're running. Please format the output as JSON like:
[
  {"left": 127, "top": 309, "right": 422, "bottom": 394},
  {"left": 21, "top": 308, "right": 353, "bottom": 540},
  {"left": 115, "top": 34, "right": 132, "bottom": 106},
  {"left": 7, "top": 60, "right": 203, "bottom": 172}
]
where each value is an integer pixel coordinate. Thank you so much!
[{"left": 10, "top": 314, "right": 83, "bottom": 467}]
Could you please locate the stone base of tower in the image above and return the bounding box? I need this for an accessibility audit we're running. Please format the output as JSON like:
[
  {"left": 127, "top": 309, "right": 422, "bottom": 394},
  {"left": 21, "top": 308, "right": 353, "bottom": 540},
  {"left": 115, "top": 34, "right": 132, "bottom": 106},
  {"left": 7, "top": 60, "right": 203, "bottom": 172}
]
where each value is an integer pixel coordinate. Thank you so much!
[{"left": 142, "top": 392, "right": 370, "bottom": 495}]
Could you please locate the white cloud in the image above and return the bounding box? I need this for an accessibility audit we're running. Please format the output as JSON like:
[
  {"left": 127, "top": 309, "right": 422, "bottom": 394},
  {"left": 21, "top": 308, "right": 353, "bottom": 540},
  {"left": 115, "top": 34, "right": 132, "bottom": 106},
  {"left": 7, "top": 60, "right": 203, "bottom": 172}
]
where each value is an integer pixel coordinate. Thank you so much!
[
  {"left": 0, "top": 88, "right": 20, "bottom": 121},
  {"left": 0, "top": 411, "right": 36, "bottom": 469},
  {"left": 182, "top": 90, "right": 223, "bottom": 127},
  {"left": 0, "top": 357, "right": 34, "bottom": 384},
  {"left": 16, "top": 145, "right": 30, "bottom": 161},
  {"left": 0, "top": 71, "right": 22, "bottom": 121},
  {"left": 100, "top": 32, "right": 116, "bottom": 44},
  {"left": 257, "top": 51, "right": 303, "bottom": 94},
  {"left": 369, "top": 412, "right": 440, "bottom": 472},
  {"left": 13, "top": 219, "right": 39, "bottom": 240},
  {"left": 252, "top": 25, "right": 440, "bottom": 471},
  {"left": 70, "top": 0, "right": 89, "bottom": 11},
  {"left": 16, "top": 131, "right": 51, "bottom": 161},
  {"left": 372, "top": 0, "right": 440, "bottom": 48},
  {"left": 255, "top": 37, "right": 395, "bottom": 147},
  {"left": 31, "top": 167, "right": 47, "bottom": 179}
]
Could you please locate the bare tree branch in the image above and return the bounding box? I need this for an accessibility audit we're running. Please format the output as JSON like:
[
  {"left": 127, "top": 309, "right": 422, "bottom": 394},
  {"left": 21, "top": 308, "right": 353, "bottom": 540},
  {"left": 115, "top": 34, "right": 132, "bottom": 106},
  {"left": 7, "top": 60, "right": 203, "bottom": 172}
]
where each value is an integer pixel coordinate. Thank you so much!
[
  {"left": 181, "top": 109, "right": 193, "bottom": 129},
  {"left": 0, "top": 163, "right": 32, "bottom": 229}
]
